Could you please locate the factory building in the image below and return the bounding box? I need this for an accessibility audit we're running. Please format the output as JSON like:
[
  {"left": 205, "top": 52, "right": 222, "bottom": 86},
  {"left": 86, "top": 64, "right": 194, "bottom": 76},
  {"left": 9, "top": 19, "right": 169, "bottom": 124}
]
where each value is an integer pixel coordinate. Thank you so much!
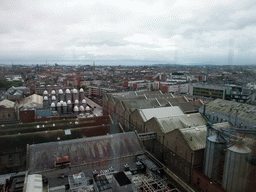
[{"left": 200, "top": 99, "right": 256, "bottom": 129}]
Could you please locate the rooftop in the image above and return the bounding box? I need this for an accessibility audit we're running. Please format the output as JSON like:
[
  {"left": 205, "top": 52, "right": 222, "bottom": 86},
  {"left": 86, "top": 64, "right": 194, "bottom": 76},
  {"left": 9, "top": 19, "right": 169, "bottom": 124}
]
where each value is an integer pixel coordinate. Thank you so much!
[
  {"left": 204, "top": 99, "right": 256, "bottom": 125},
  {"left": 0, "top": 99, "right": 15, "bottom": 108},
  {"left": 138, "top": 106, "right": 184, "bottom": 122},
  {"left": 28, "top": 132, "right": 144, "bottom": 173}
]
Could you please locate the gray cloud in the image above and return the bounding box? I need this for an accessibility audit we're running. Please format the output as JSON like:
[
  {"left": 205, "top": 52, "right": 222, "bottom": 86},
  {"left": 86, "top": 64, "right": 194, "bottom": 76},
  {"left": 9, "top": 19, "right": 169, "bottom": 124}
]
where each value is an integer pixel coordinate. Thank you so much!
[{"left": 0, "top": 0, "right": 255, "bottom": 65}]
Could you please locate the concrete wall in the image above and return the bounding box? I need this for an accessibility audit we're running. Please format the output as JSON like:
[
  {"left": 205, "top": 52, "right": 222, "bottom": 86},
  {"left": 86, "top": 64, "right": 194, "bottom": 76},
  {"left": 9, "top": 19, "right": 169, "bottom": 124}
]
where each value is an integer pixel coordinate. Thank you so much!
[{"left": 130, "top": 110, "right": 145, "bottom": 133}]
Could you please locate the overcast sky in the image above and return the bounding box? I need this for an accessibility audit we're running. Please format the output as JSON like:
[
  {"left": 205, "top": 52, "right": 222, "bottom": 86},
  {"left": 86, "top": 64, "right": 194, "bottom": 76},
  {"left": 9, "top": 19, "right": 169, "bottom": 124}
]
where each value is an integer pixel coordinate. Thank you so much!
[{"left": 0, "top": 0, "right": 255, "bottom": 65}]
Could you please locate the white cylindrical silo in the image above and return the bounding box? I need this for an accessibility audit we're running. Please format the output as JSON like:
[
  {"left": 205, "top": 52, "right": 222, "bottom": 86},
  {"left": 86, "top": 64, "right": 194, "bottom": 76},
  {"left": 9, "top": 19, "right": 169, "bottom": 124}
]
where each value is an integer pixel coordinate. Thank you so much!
[
  {"left": 85, "top": 106, "right": 91, "bottom": 116},
  {"left": 72, "top": 89, "right": 79, "bottom": 102},
  {"left": 57, "top": 102, "right": 62, "bottom": 114},
  {"left": 59, "top": 89, "right": 64, "bottom": 101},
  {"left": 62, "top": 102, "right": 67, "bottom": 114},
  {"left": 82, "top": 99, "right": 86, "bottom": 107},
  {"left": 67, "top": 100, "right": 72, "bottom": 113},
  {"left": 51, "top": 102, "right": 56, "bottom": 111},
  {"left": 204, "top": 134, "right": 226, "bottom": 184},
  {"left": 51, "top": 95, "right": 57, "bottom": 104},
  {"left": 66, "top": 89, "right": 72, "bottom": 101},
  {"left": 74, "top": 106, "right": 79, "bottom": 115},
  {"left": 74, "top": 99, "right": 79, "bottom": 106},
  {"left": 79, "top": 88, "right": 84, "bottom": 101},
  {"left": 79, "top": 106, "right": 85, "bottom": 113},
  {"left": 43, "top": 96, "right": 49, "bottom": 109},
  {"left": 51, "top": 90, "right": 56, "bottom": 96},
  {"left": 222, "top": 142, "right": 251, "bottom": 192},
  {"left": 43, "top": 90, "right": 48, "bottom": 97}
]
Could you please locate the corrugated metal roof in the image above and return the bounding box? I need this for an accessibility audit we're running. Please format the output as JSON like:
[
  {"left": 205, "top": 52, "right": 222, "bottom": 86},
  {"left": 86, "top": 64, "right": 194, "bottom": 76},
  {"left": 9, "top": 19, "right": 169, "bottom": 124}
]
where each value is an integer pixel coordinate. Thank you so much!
[
  {"left": 19, "top": 94, "right": 43, "bottom": 109},
  {"left": 180, "top": 126, "right": 207, "bottom": 151},
  {"left": 205, "top": 99, "right": 256, "bottom": 124},
  {"left": 28, "top": 132, "right": 144, "bottom": 173},
  {"left": 0, "top": 99, "right": 15, "bottom": 108},
  {"left": 139, "top": 106, "right": 184, "bottom": 122},
  {"left": 122, "top": 99, "right": 160, "bottom": 112},
  {"left": 155, "top": 113, "right": 206, "bottom": 134},
  {"left": 180, "top": 122, "right": 233, "bottom": 151}
]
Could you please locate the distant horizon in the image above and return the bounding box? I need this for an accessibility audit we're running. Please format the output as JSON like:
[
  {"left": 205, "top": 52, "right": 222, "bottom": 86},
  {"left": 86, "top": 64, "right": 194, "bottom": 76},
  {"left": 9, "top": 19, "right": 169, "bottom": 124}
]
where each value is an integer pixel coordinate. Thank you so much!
[
  {"left": 0, "top": 59, "right": 255, "bottom": 66},
  {"left": 0, "top": 0, "right": 255, "bottom": 66}
]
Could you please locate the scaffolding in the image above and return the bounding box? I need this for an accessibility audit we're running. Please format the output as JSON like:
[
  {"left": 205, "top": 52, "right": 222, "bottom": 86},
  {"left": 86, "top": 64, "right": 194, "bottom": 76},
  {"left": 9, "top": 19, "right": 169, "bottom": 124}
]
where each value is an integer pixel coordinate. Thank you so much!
[{"left": 132, "top": 174, "right": 180, "bottom": 192}]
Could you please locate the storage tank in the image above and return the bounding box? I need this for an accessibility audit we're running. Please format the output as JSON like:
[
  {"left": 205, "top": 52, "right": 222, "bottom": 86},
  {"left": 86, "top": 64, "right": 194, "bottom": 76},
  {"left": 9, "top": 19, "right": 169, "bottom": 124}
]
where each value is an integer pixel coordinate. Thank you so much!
[
  {"left": 66, "top": 89, "right": 72, "bottom": 101},
  {"left": 204, "top": 134, "right": 226, "bottom": 184},
  {"left": 59, "top": 89, "right": 64, "bottom": 101},
  {"left": 82, "top": 99, "right": 86, "bottom": 106},
  {"left": 67, "top": 100, "right": 72, "bottom": 113},
  {"left": 79, "top": 106, "right": 85, "bottom": 113},
  {"left": 57, "top": 102, "right": 62, "bottom": 114},
  {"left": 43, "top": 96, "right": 49, "bottom": 109},
  {"left": 51, "top": 103, "right": 56, "bottom": 111},
  {"left": 72, "top": 89, "right": 79, "bottom": 102},
  {"left": 51, "top": 90, "right": 56, "bottom": 96},
  {"left": 62, "top": 102, "right": 67, "bottom": 114},
  {"left": 79, "top": 88, "right": 84, "bottom": 101},
  {"left": 51, "top": 95, "right": 57, "bottom": 104},
  {"left": 222, "top": 142, "right": 251, "bottom": 192},
  {"left": 85, "top": 106, "right": 91, "bottom": 116},
  {"left": 43, "top": 90, "right": 48, "bottom": 97},
  {"left": 74, "top": 99, "right": 79, "bottom": 106},
  {"left": 74, "top": 106, "right": 79, "bottom": 115}
]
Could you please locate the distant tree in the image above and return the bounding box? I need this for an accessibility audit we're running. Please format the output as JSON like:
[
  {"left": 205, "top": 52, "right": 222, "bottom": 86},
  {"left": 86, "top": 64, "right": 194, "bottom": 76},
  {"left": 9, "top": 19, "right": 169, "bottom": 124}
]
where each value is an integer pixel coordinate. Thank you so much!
[{"left": 0, "top": 80, "right": 22, "bottom": 90}]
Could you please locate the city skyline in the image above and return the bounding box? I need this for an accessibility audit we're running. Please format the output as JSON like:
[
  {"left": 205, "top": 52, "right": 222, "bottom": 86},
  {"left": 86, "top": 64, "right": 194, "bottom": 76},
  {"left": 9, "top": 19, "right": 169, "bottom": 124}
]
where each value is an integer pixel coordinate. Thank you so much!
[{"left": 0, "top": 0, "right": 255, "bottom": 65}]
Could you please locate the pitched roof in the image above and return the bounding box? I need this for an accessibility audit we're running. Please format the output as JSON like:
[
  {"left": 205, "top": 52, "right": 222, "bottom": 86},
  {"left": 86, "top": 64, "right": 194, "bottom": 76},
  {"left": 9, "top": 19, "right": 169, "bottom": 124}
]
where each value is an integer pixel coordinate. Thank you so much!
[
  {"left": 179, "top": 122, "right": 233, "bottom": 151},
  {"left": 19, "top": 94, "right": 43, "bottom": 109},
  {"left": 204, "top": 99, "right": 256, "bottom": 124},
  {"left": 179, "top": 126, "right": 207, "bottom": 151},
  {"left": 28, "top": 132, "right": 144, "bottom": 173},
  {"left": 138, "top": 106, "right": 184, "bottom": 122},
  {"left": 0, "top": 99, "right": 15, "bottom": 108},
  {"left": 153, "top": 113, "right": 207, "bottom": 134}
]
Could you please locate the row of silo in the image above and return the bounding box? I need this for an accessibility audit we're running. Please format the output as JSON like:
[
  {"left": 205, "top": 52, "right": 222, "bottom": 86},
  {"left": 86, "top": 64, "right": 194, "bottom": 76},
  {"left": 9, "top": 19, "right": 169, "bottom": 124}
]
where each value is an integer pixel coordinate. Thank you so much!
[
  {"left": 43, "top": 88, "right": 85, "bottom": 107},
  {"left": 51, "top": 100, "right": 91, "bottom": 115},
  {"left": 204, "top": 134, "right": 252, "bottom": 192}
]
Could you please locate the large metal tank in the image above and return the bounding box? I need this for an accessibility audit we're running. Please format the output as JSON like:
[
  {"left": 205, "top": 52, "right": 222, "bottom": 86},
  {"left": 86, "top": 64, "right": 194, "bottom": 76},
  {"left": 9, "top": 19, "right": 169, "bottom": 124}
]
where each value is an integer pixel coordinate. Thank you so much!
[
  {"left": 59, "top": 89, "right": 64, "bottom": 101},
  {"left": 62, "top": 102, "right": 67, "bottom": 114},
  {"left": 72, "top": 89, "right": 79, "bottom": 102},
  {"left": 57, "top": 102, "right": 62, "bottom": 114},
  {"left": 67, "top": 100, "right": 72, "bottom": 113},
  {"left": 43, "top": 90, "right": 48, "bottom": 97},
  {"left": 43, "top": 96, "right": 49, "bottom": 109},
  {"left": 222, "top": 142, "right": 251, "bottom": 192},
  {"left": 51, "top": 102, "right": 56, "bottom": 111},
  {"left": 79, "top": 88, "right": 84, "bottom": 101},
  {"left": 204, "top": 134, "right": 226, "bottom": 184},
  {"left": 82, "top": 99, "right": 86, "bottom": 107},
  {"left": 79, "top": 106, "right": 85, "bottom": 114},
  {"left": 51, "top": 90, "right": 56, "bottom": 96},
  {"left": 74, "top": 99, "right": 79, "bottom": 106},
  {"left": 66, "top": 89, "right": 72, "bottom": 101},
  {"left": 74, "top": 106, "right": 79, "bottom": 115},
  {"left": 51, "top": 95, "right": 57, "bottom": 104}
]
